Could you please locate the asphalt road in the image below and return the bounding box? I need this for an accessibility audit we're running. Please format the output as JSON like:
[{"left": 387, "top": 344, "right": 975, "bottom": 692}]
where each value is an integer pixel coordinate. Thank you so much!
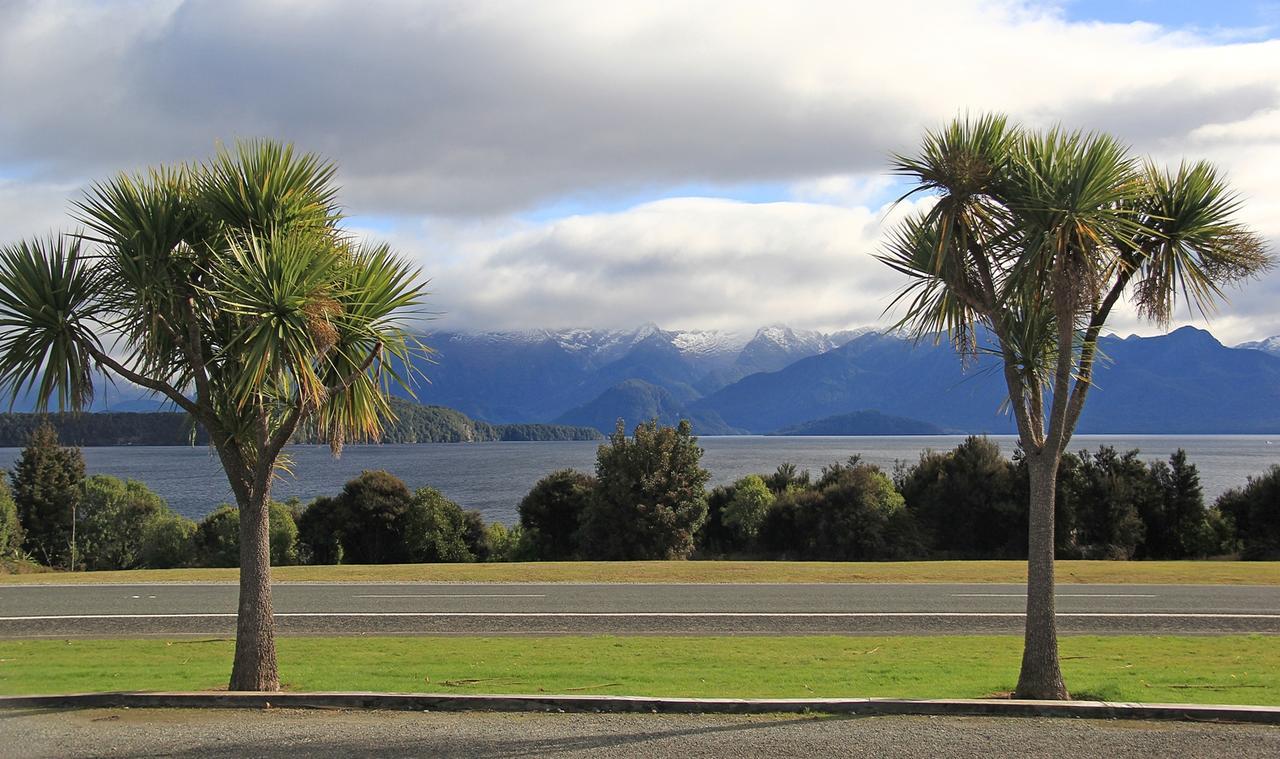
[
  {"left": 1, "top": 582, "right": 1277, "bottom": 637},
  {"left": 3, "top": 708, "right": 1278, "bottom": 759}
]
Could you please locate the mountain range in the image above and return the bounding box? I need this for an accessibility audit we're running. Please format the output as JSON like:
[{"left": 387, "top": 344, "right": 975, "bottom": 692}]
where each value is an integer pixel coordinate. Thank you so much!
[{"left": 12, "top": 324, "right": 1280, "bottom": 435}]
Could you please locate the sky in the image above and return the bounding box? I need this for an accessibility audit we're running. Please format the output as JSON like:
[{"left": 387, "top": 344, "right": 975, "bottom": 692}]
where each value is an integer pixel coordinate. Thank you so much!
[{"left": 1, "top": 0, "right": 1278, "bottom": 343}]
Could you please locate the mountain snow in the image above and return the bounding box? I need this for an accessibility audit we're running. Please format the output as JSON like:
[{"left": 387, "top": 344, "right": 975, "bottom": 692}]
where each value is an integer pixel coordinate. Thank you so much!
[{"left": 1237, "top": 335, "right": 1280, "bottom": 356}]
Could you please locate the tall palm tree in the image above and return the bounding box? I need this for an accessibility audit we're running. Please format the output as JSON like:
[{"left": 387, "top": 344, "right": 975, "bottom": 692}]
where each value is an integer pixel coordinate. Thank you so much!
[
  {"left": 881, "top": 115, "right": 1271, "bottom": 698},
  {"left": 0, "top": 141, "right": 427, "bottom": 690}
]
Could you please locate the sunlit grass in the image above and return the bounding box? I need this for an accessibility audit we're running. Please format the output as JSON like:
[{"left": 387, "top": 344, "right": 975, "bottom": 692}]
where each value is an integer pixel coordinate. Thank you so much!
[{"left": 1, "top": 635, "right": 1275, "bottom": 705}]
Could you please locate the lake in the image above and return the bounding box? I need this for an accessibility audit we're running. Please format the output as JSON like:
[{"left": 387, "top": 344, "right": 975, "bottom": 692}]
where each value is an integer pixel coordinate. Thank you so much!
[{"left": 2, "top": 435, "right": 1277, "bottom": 524}]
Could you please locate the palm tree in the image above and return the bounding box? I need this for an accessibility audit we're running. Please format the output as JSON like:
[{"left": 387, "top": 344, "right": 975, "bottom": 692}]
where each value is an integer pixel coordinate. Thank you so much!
[
  {"left": 881, "top": 114, "right": 1271, "bottom": 699},
  {"left": 0, "top": 141, "right": 427, "bottom": 690}
]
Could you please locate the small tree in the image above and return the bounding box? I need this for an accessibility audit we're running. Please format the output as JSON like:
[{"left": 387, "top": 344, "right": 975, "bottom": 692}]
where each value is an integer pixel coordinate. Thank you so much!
[
  {"left": 9, "top": 423, "right": 84, "bottom": 568},
  {"left": 194, "top": 503, "right": 299, "bottom": 568},
  {"left": 722, "top": 474, "right": 774, "bottom": 543},
  {"left": 138, "top": 513, "right": 197, "bottom": 568},
  {"left": 882, "top": 114, "right": 1271, "bottom": 698},
  {"left": 296, "top": 496, "right": 345, "bottom": 565},
  {"left": 0, "top": 141, "right": 428, "bottom": 689},
  {"left": 0, "top": 475, "right": 22, "bottom": 558},
  {"left": 578, "top": 419, "right": 710, "bottom": 560},
  {"left": 518, "top": 469, "right": 594, "bottom": 560}
]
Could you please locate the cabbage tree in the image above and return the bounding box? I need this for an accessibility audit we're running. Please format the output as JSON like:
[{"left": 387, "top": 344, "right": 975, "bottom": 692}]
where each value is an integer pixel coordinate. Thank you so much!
[
  {"left": 0, "top": 141, "right": 427, "bottom": 690},
  {"left": 881, "top": 115, "right": 1271, "bottom": 698}
]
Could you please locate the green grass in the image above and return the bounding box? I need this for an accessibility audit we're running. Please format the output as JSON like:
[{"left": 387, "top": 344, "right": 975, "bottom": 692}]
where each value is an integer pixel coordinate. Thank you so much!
[
  {"left": 1, "top": 635, "right": 1276, "bottom": 705},
  {"left": 3, "top": 560, "right": 1277, "bottom": 586}
]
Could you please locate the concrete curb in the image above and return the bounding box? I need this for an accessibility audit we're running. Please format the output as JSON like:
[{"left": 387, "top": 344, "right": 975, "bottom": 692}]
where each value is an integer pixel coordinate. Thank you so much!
[{"left": 1, "top": 692, "right": 1277, "bottom": 724}]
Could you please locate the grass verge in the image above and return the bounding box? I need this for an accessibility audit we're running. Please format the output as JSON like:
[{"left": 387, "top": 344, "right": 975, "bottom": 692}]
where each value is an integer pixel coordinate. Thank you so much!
[
  {"left": 2, "top": 560, "right": 1277, "bottom": 586},
  {"left": 0, "top": 635, "right": 1275, "bottom": 706}
]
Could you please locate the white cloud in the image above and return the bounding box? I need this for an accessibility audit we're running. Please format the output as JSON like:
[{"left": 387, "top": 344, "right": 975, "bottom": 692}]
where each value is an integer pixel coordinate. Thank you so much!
[{"left": 0, "top": 0, "right": 1277, "bottom": 339}]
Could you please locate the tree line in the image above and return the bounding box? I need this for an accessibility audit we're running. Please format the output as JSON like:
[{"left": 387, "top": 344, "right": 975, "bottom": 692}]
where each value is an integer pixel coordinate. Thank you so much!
[
  {"left": 4, "top": 420, "right": 1277, "bottom": 573},
  {"left": 0, "top": 399, "right": 600, "bottom": 448}
]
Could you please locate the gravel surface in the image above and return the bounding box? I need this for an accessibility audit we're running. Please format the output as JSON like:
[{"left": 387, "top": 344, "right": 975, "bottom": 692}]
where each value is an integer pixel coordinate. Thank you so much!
[{"left": 0, "top": 708, "right": 1277, "bottom": 758}]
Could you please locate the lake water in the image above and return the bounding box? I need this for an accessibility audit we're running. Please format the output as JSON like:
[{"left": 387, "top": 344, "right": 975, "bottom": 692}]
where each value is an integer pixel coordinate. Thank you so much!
[{"left": 1, "top": 435, "right": 1277, "bottom": 524}]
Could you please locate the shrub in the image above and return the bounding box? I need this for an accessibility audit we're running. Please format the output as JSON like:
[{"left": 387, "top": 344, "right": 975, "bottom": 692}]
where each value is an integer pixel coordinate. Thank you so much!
[
  {"left": 296, "top": 496, "right": 345, "bottom": 565},
  {"left": 194, "top": 505, "right": 240, "bottom": 568},
  {"left": 696, "top": 483, "right": 738, "bottom": 556},
  {"left": 762, "top": 458, "right": 916, "bottom": 560},
  {"left": 1059, "top": 447, "right": 1151, "bottom": 560},
  {"left": 1216, "top": 465, "right": 1280, "bottom": 560},
  {"left": 578, "top": 419, "right": 710, "bottom": 560},
  {"left": 76, "top": 475, "right": 167, "bottom": 570},
  {"left": 138, "top": 513, "right": 197, "bottom": 568},
  {"left": 518, "top": 469, "right": 594, "bottom": 560},
  {"left": 404, "top": 487, "right": 474, "bottom": 562},
  {"left": 483, "top": 522, "right": 522, "bottom": 562},
  {"left": 334, "top": 470, "right": 415, "bottom": 564},
  {"left": 9, "top": 423, "right": 84, "bottom": 567},
  {"left": 193, "top": 502, "right": 298, "bottom": 567}
]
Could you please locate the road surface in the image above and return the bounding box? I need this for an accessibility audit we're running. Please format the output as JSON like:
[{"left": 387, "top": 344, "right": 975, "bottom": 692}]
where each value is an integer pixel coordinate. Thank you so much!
[
  {"left": 2, "top": 707, "right": 1277, "bottom": 758},
  {"left": 1, "top": 582, "right": 1276, "bottom": 637}
]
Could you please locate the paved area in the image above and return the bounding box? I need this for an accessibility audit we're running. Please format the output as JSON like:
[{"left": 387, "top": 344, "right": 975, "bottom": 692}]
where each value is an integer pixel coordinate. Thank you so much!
[
  {"left": 0, "top": 583, "right": 1277, "bottom": 638},
  {"left": 0, "top": 707, "right": 1276, "bottom": 758}
]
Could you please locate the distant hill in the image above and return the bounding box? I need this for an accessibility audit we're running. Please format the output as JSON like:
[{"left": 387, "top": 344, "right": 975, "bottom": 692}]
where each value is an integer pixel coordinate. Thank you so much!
[
  {"left": 771, "top": 410, "right": 944, "bottom": 436},
  {"left": 0, "top": 400, "right": 600, "bottom": 447},
  {"left": 1238, "top": 335, "right": 1280, "bottom": 357},
  {"left": 553, "top": 379, "right": 740, "bottom": 435}
]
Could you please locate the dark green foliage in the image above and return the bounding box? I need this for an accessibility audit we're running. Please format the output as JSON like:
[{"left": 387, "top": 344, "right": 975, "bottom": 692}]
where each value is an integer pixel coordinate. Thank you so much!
[
  {"left": 897, "top": 436, "right": 1025, "bottom": 558},
  {"left": 9, "top": 423, "right": 84, "bottom": 567},
  {"left": 1059, "top": 447, "right": 1153, "bottom": 559},
  {"left": 193, "top": 506, "right": 240, "bottom": 568},
  {"left": 193, "top": 503, "right": 298, "bottom": 567},
  {"left": 462, "top": 510, "right": 488, "bottom": 561},
  {"left": 404, "top": 487, "right": 474, "bottom": 563},
  {"left": 1216, "top": 465, "right": 1280, "bottom": 560},
  {"left": 765, "top": 462, "right": 811, "bottom": 495},
  {"left": 0, "top": 475, "right": 21, "bottom": 557},
  {"left": 761, "top": 458, "right": 918, "bottom": 560},
  {"left": 1140, "top": 450, "right": 1217, "bottom": 558},
  {"left": 696, "top": 484, "right": 739, "bottom": 556},
  {"left": 76, "top": 475, "right": 167, "bottom": 570},
  {"left": 296, "top": 496, "right": 345, "bottom": 565},
  {"left": 138, "top": 513, "right": 197, "bottom": 568},
  {"left": 333, "top": 470, "right": 415, "bottom": 564},
  {"left": 0, "top": 412, "right": 205, "bottom": 447},
  {"left": 518, "top": 469, "right": 595, "bottom": 560},
  {"left": 578, "top": 419, "right": 710, "bottom": 560}
]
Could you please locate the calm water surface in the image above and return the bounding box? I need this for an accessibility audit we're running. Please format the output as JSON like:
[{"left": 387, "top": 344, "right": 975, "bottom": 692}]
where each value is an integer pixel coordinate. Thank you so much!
[{"left": 2, "top": 435, "right": 1276, "bottom": 523}]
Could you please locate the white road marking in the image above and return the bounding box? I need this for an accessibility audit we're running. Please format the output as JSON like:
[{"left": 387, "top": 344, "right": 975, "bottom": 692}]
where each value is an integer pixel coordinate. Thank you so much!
[
  {"left": 1, "top": 612, "right": 1277, "bottom": 621},
  {"left": 951, "top": 594, "right": 1157, "bottom": 598},
  {"left": 353, "top": 594, "right": 547, "bottom": 599}
]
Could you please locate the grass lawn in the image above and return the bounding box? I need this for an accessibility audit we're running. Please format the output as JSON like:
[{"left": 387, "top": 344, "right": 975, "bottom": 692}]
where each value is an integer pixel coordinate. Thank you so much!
[
  {"left": 0, "top": 635, "right": 1275, "bottom": 706},
  {"left": 2, "top": 560, "right": 1277, "bottom": 585}
]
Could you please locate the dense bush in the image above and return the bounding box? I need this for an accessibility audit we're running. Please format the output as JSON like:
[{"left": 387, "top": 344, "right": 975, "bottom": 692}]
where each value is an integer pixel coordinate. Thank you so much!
[
  {"left": 76, "top": 475, "right": 168, "bottom": 570},
  {"left": 517, "top": 469, "right": 594, "bottom": 560},
  {"left": 1216, "top": 465, "right": 1280, "bottom": 560},
  {"left": 10, "top": 423, "right": 84, "bottom": 567},
  {"left": 194, "top": 503, "right": 298, "bottom": 567},
  {"left": 763, "top": 458, "right": 920, "bottom": 560},
  {"left": 138, "top": 513, "right": 197, "bottom": 568},
  {"left": 897, "top": 436, "right": 1024, "bottom": 558},
  {"left": 404, "top": 487, "right": 474, "bottom": 562},
  {"left": 578, "top": 419, "right": 710, "bottom": 560},
  {"left": 722, "top": 475, "right": 774, "bottom": 544},
  {"left": 297, "top": 495, "right": 345, "bottom": 565},
  {"left": 333, "top": 470, "right": 415, "bottom": 564}
]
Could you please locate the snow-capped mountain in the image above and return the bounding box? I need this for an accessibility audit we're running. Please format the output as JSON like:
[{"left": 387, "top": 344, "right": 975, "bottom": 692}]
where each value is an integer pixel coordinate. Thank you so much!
[{"left": 1237, "top": 335, "right": 1280, "bottom": 357}]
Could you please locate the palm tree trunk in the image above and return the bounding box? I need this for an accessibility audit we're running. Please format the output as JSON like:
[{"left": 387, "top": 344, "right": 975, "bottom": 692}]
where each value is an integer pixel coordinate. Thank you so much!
[
  {"left": 1015, "top": 452, "right": 1068, "bottom": 699},
  {"left": 228, "top": 473, "right": 279, "bottom": 691}
]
